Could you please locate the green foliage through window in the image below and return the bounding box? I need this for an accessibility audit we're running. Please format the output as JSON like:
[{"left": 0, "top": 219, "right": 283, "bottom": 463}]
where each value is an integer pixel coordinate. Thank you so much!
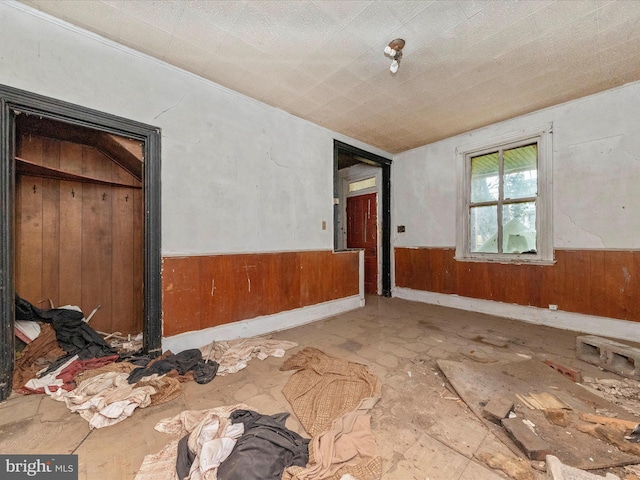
[{"left": 469, "top": 144, "right": 538, "bottom": 254}]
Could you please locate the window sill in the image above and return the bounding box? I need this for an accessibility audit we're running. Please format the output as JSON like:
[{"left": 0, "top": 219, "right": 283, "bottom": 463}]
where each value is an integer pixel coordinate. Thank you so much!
[{"left": 454, "top": 255, "right": 555, "bottom": 266}]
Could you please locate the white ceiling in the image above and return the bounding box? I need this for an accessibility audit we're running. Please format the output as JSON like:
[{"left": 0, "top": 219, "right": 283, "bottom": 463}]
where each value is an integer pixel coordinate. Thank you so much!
[{"left": 18, "top": 0, "right": 640, "bottom": 154}]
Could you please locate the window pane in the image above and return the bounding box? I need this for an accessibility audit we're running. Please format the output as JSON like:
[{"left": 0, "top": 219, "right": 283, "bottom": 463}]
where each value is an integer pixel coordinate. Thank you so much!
[
  {"left": 470, "top": 152, "right": 498, "bottom": 202},
  {"left": 502, "top": 202, "right": 537, "bottom": 254},
  {"left": 349, "top": 177, "right": 375, "bottom": 192},
  {"left": 504, "top": 144, "right": 537, "bottom": 200},
  {"left": 470, "top": 205, "right": 498, "bottom": 252}
]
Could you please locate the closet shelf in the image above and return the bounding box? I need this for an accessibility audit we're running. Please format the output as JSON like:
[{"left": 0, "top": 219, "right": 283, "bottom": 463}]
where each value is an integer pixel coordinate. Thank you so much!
[{"left": 16, "top": 156, "right": 142, "bottom": 189}]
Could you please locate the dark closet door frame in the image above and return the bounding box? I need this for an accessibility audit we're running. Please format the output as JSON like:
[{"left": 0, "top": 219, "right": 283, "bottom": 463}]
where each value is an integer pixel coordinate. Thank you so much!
[
  {"left": 0, "top": 84, "right": 162, "bottom": 401},
  {"left": 333, "top": 140, "right": 392, "bottom": 297}
]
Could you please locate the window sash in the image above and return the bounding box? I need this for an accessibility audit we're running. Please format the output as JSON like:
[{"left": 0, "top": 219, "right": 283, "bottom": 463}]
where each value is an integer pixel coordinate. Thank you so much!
[{"left": 455, "top": 124, "right": 553, "bottom": 264}]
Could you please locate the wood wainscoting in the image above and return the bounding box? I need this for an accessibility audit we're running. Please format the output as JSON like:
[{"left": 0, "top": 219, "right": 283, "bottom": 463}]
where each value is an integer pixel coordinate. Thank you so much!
[
  {"left": 395, "top": 247, "right": 640, "bottom": 323},
  {"left": 162, "top": 250, "right": 359, "bottom": 337}
]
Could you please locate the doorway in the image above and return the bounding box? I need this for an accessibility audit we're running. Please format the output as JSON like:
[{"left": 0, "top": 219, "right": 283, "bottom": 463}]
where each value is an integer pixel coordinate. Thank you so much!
[
  {"left": 15, "top": 115, "right": 144, "bottom": 336},
  {"left": 333, "top": 140, "right": 391, "bottom": 296},
  {"left": 0, "top": 84, "right": 162, "bottom": 401}
]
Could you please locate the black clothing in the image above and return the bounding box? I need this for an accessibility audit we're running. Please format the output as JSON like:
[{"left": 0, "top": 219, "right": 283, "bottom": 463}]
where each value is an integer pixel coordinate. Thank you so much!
[
  {"left": 127, "top": 349, "right": 219, "bottom": 384},
  {"left": 217, "top": 409, "right": 309, "bottom": 480},
  {"left": 176, "top": 434, "right": 196, "bottom": 480},
  {"left": 15, "top": 294, "right": 117, "bottom": 361}
]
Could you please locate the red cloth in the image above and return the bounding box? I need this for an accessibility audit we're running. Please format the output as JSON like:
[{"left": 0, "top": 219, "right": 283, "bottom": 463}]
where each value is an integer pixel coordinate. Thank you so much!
[{"left": 18, "top": 355, "right": 119, "bottom": 395}]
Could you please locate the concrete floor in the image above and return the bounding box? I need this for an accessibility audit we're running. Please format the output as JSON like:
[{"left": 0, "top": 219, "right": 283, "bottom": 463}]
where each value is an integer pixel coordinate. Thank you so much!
[{"left": 0, "top": 296, "right": 623, "bottom": 479}]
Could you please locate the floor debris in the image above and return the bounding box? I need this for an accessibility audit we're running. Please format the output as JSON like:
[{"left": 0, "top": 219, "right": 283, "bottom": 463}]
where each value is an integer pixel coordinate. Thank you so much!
[
  {"left": 6, "top": 296, "right": 640, "bottom": 479},
  {"left": 577, "top": 422, "right": 640, "bottom": 457},
  {"left": 483, "top": 397, "right": 514, "bottom": 424},
  {"left": 580, "top": 377, "right": 640, "bottom": 417},
  {"left": 475, "top": 452, "right": 534, "bottom": 480},
  {"left": 544, "top": 408, "right": 570, "bottom": 427},
  {"left": 501, "top": 417, "right": 551, "bottom": 461},
  {"left": 624, "top": 465, "right": 640, "bottom": 476},
  {"left": 516, "top": 392, "right": 571, "bottom": 411},
  {"left": 437, "top": 358, "right": 640, "bottom": 469},
  {"left": 544, "top": 360, "right": 582, "bottom": 383},
  {"left": 546, "top": 455, "right": 621, "bottom": 479},
  {"left": 579, "top": 413, "right": 640, "bottom": 431}
]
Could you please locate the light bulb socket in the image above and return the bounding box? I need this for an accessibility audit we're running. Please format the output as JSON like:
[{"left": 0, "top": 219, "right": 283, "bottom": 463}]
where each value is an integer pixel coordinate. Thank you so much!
[{"left": 388, "top": 38, "right": 405, "bottom": 51}]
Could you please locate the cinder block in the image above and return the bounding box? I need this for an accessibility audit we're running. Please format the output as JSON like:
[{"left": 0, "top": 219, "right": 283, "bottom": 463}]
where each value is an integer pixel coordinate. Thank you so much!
[
  {"left": 576, "top": 335, "right": 640, "bottom": 380},
  {"left": 546, "top": 455, "right": 620, "bottom": 479},
  {"left": 576, "top": 335, "right": 605, "bottom": 366}
]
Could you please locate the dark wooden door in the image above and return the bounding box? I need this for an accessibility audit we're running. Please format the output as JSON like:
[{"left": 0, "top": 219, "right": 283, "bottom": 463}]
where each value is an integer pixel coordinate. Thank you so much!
[{"left": 347, "top": 193, "right": 378, "bottom": 294}]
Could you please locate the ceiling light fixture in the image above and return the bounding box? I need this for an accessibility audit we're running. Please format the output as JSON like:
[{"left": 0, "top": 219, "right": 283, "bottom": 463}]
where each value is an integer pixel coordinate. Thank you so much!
[{"left": 384, "top": 38, "right": 405, "bottom": 74}]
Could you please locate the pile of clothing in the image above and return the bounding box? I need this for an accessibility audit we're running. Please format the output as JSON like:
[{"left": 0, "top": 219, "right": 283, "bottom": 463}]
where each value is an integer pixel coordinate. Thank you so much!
[
  {"left": 135, "top": 405, "right": 309, "bottom": 480},
  {"left": 13, "top": 294, "right": 297, "bottom": 430},
  {"left": 137, "top": 347, "right": 383, "bottom": 480}
]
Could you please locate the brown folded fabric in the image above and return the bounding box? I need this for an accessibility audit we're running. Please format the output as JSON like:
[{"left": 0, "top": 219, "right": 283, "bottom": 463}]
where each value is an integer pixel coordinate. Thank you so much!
[
  {"left": 13, "top": 323, "right": 66, "bottom": 391},
  {"left": 282, "top": 406, "right": 382, "bottom": 480},
  {"left": 280, "top": 347, "right": 381, "bottom": 436}
]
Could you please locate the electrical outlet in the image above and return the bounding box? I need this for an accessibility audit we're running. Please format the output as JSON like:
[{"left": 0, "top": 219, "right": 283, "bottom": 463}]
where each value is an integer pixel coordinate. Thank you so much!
[{"left": 322, "top": 221, "right": 326, "bottom": 230}]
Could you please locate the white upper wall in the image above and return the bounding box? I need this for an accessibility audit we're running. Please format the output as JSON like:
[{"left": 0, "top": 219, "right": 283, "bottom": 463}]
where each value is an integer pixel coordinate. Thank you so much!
[
  {"left": 5, "top": 3, "right": 639, "bottom": 255},
  {"left": 393, "top": 80, "right": 640, "bottom": 250},
  {"left": 0, "top": 3, "right": 390, "bottom": 256}
]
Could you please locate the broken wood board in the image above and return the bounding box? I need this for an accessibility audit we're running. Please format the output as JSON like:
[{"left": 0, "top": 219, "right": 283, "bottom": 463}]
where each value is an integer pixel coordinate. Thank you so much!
[
  {"left": 483, "top": 397, "right": 514, "bottom": 423},
  {"left": 516, "top": 392, "right": 571, "bottom": 410},
  {"left": 501, "top": 416, "right": 552, "bottom": 460},
  {"left": 579, "top": 413, "right": 640, "bottom": 430},
  {"left": 437, "top": 359, "right": 640, "bottom": 470}
]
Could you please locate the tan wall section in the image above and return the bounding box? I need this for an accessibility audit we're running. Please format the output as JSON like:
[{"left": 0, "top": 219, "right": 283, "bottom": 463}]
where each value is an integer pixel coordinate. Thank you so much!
[
  {"left": 162, "top": 250, "right": 360, "bottom": 337},
  {"left": 395, "top": 247, "right": 640, "bottom": 322}
]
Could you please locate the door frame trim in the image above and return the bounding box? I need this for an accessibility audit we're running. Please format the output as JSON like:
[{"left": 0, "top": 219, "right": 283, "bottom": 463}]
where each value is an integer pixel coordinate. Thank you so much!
[
  {"left": 333, "top": 140, "right": 392, "bottom": 296},
  {"left": 0, "top": 84, "right": 162, "bottom": 401}
]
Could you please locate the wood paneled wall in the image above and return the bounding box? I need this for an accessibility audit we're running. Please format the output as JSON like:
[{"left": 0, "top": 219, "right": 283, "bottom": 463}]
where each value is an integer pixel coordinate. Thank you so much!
[
  {"left": 395, "top": 247, "right": 640, "bottom": 322},
  {"left": 162, "top": 250, "right": 360, "bottom": 337},
  {"left": 15, "top": 134, "right": 143, "bottom": 335}
]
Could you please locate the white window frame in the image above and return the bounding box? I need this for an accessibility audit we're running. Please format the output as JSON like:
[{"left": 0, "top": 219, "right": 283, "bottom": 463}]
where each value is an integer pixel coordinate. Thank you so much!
[{"left": 455, "top": 123, "right": 554, "bottom": 264}]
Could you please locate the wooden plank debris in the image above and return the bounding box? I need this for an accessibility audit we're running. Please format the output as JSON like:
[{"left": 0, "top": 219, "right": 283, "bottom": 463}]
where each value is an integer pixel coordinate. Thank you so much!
[
  {"left": 577, "top": 422, "right": 640, "bottom": 457},
  {"left": 483, "top": 397, "right": 514, "bottom": 424},
  {"left": 502, "top": 417, "right": 552, "bottom": 461},
  {"left": 516, "top": 392, "right": 571, "bottom": 410},
  {"left": 437, "top": 359, "right": 640, "bottom": 470},
  {"left": 579, "top": 413, "right": 640, "bottom": 430}
]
